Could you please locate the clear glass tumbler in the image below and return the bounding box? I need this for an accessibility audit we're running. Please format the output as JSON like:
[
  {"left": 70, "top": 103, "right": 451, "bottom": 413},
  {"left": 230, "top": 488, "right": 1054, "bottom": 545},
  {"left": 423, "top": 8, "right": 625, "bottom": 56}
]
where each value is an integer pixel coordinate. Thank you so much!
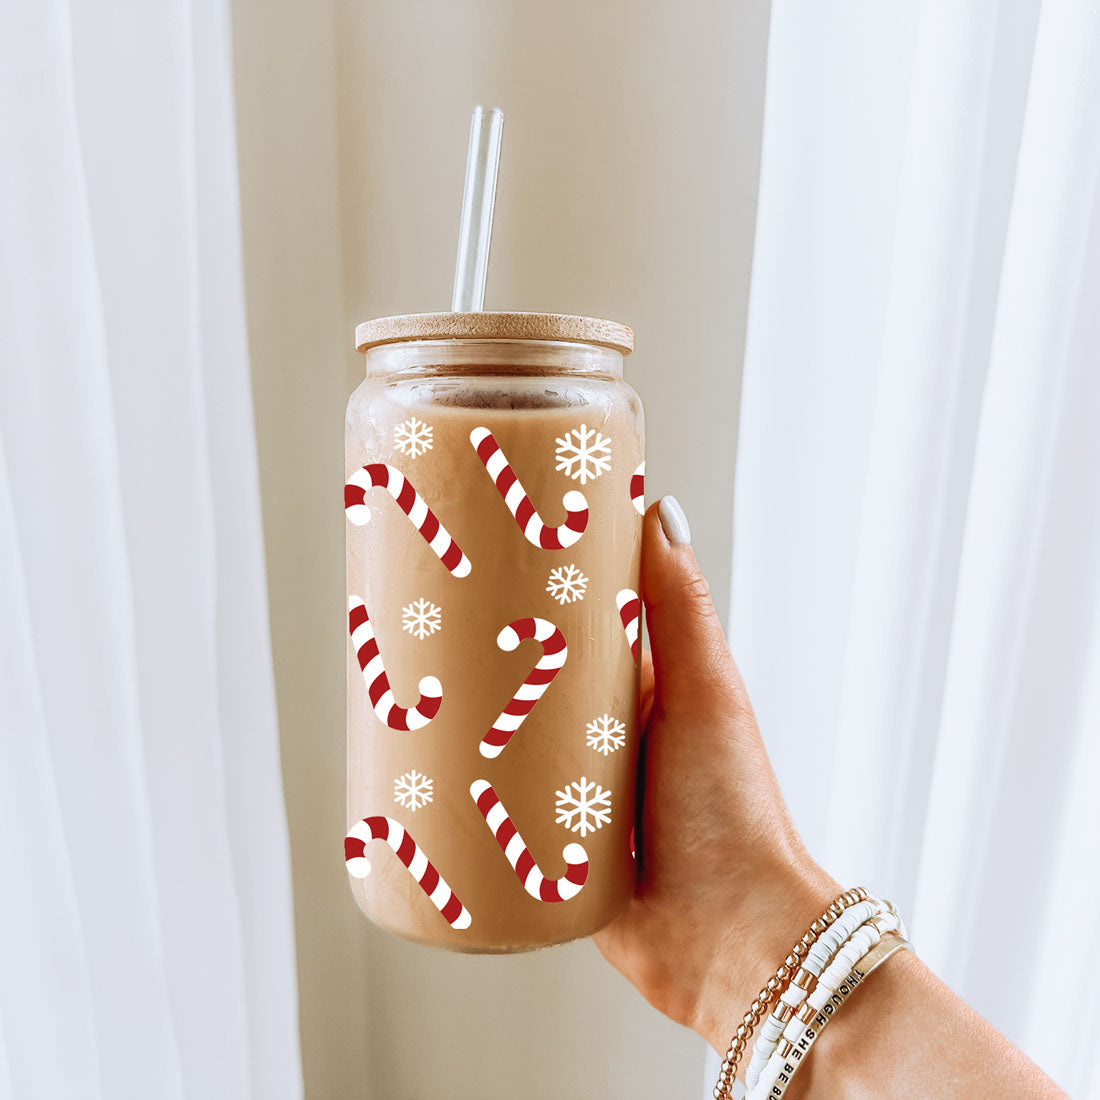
[{"left": 344, "top": 312, "right": 644, "bottom": 952}]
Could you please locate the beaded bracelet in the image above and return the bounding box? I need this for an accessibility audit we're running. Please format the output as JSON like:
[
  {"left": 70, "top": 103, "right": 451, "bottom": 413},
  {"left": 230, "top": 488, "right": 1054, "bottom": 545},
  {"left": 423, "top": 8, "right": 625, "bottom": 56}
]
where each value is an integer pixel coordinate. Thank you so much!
[
  {"left": 744, "top": 897, "right": 887, "bottom": 1091},
  {"left": 751, "top": 914, "right": 899, "bottom": 1098},
  {"left": 744, "top": 898, "right": 906, "bottom": 1091},
  {"left": 751, "top": 908, "right": 906, "bottom": 1099},
  {"left": 755, "top": 931, "right": 910, "bottom": 1099},
  {"left": 711, "top": 888, "right": 869, "bottom": 1100}
]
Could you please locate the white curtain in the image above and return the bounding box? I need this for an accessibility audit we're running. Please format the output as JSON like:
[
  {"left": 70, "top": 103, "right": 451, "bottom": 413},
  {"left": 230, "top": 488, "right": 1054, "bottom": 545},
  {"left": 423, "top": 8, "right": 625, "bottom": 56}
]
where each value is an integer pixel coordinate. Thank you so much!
[
  {"left": 726, "top": 0, "right": 1100, "bottom": 1095},
  {"left": 0, "top": 4, "right": 301, "bottom": 1099}
]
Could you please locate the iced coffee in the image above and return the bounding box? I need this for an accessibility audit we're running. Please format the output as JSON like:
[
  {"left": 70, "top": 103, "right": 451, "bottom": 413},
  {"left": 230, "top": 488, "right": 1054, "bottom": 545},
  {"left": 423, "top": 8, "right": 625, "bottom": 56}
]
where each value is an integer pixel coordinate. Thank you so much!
[{"left": 345, "top": 312, "right": 644, "bottom": 951}]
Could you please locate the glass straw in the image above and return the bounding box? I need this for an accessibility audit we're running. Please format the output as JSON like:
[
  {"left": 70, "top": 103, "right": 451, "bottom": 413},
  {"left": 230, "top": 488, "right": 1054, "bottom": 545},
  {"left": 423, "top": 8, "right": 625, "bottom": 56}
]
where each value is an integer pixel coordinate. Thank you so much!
[{"left": 451, "top": 106, "right": 504, "bottom": 312}]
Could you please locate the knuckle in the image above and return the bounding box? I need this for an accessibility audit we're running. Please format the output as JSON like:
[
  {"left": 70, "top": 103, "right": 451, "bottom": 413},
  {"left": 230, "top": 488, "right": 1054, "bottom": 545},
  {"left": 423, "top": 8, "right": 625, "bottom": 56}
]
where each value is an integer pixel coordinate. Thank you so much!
[
  {"left": 650, "top": 570, "right": 712, "bottom": 616},
  {"left": 677, "top": 571, "right": 712, "bottom": 605}
]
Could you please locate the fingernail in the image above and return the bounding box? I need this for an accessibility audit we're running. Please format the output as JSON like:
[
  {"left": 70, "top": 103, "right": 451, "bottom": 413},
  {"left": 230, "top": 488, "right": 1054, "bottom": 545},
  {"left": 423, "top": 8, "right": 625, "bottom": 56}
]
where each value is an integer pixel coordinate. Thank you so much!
[{"left": 658, "top": 495, "right": 692, "bottom": 546}]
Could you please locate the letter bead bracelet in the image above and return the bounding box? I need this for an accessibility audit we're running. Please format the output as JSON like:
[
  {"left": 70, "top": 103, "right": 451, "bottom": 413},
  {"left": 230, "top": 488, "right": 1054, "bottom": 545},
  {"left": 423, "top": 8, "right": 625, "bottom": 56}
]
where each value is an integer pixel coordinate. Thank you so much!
[
  {"left": 712, "top": 888, "right": 868, "bottom": 1099},
  {"left": 713, "top": 889, "right": 910, "bottom": 1100}
]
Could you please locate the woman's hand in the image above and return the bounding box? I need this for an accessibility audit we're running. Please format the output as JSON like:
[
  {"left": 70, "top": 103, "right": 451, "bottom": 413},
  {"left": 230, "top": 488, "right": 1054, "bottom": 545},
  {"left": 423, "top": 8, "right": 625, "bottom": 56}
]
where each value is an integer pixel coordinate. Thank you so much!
[
  {"left": 596, "top": 497, "right": 1067, "bottom": 1099},
  {"left": 594, "top": 497, "right": 840, "bottom": 1054}
]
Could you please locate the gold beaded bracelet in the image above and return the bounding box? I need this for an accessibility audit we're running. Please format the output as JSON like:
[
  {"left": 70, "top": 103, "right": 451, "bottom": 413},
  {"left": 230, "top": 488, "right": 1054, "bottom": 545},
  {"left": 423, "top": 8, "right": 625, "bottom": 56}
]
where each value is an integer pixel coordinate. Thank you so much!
[{"left": 712, "top": 887, "right": 869, "bottom": 1100}]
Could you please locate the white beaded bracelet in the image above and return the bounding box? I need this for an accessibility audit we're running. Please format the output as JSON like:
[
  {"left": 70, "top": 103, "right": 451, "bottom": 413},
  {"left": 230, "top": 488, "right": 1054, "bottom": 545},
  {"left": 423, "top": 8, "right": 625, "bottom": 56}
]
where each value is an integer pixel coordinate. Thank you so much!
[
  {"left": 750, "top": 910, "right": 906, "bottom": 1099},
  {"left": 750, "top": 922, "right": 891, "bottom": 1100},
  {"left": 745, "top": 899, "right": 879, "bottom": 1084},
  {"left": 712, "top": 888, "right": 869, "bottom": 1100},
  {"left": 756, "top": 930, "right": 910, "bottom": 1099},
  {"left": 751, "top": 908, "right": 903, "bottom": 1098},
  {"left": 744, "top": 897, "right": 886, "bottom": 1091}
]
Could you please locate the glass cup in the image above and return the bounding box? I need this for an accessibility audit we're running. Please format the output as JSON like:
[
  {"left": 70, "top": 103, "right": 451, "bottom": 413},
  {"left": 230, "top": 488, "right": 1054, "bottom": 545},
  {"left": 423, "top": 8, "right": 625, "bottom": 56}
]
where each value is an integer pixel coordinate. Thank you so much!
[{"left": 345, "top": 312, "right": 644, "bottom": 952}]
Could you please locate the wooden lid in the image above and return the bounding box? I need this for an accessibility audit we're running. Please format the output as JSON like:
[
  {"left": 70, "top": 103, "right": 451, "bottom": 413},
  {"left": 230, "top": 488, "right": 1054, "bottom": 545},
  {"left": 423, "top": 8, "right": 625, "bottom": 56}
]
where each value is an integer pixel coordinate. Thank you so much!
[{"left": 355, "top": 312, "right": 634, "bottom": 355}]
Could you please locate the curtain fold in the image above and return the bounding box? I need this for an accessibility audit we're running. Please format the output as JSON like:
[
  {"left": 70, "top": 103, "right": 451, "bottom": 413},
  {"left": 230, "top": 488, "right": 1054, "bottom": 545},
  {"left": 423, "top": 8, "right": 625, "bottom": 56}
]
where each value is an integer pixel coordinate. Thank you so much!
[
  {"left": 729, "top": 0, "right": 1100, "bottom": 1095},
  {"left": 0, "top": 2, "right": 301, "bottom": 1097}
]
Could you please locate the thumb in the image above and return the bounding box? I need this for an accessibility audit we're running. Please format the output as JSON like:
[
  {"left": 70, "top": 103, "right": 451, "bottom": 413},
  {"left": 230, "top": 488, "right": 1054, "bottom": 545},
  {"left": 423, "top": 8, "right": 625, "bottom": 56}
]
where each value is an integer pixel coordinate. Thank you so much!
[{"left": 641, "top": 496, "right": 737, "bottom": 706}]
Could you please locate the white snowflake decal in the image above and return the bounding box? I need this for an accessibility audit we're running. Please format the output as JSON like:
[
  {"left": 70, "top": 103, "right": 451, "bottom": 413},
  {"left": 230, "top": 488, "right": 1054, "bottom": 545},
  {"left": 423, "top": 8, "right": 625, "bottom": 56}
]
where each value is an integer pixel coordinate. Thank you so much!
[
  {"left": 393, "top": 769, "right": 433, "bottom": 811},
  {"left": 555, "top": 423, "right": 612, "bottom": 485},
  {"left": 401, "top": 597, "right": 442, "bottom": 640},
  {"left": 393, "top": 416, "right": 433, "bottom": 458},
  {"left": 586, "top": 713, "right": 627, "bottom": 756},
  {"left": 555, "top": 776, "right": 612, "bottom": 837},
  {"left": 546, "top": 563, "right": 588, "bottom": 605}
]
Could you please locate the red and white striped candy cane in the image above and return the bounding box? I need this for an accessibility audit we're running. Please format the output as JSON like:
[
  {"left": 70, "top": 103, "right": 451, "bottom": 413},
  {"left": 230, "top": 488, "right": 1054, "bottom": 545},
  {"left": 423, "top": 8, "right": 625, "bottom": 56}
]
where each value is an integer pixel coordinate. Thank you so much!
[
  {"left": 469, "top": 780, "right": 589, "bottom": 903},
  {"left": 616, "top": 588, "right": 640, "bottom": 662},
  {"left": 345, "top": 462, "right": 471, "bottom": 578},
  {"left": 479, "top": 617, "right": 567, "bottom": 759},
  {"left": 469, "top": 427, "right": 589, "bottom": 549},
  {"left": 630, "top": 462, "right": 645, "bottom": 515},
  {"left": 345, "top": 816, "right": 471, "bottom": 929},
  {"left": 349, "top": 596, "right": 442, "bottom": 731}
]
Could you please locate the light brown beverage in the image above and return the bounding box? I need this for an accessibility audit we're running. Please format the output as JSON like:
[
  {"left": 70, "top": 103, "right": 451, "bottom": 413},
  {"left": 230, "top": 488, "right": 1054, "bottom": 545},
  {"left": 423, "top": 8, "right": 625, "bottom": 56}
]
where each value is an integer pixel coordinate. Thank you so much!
[{"left": 345, "top": 314, "right": 643, "bottom": 952}]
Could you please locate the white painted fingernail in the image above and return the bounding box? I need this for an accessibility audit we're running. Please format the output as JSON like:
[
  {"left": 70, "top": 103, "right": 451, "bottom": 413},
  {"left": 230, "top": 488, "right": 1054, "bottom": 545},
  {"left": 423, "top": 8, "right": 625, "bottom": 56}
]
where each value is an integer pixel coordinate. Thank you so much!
[{"left": 658, "top": 495, "right": 691, "bottom": 546}]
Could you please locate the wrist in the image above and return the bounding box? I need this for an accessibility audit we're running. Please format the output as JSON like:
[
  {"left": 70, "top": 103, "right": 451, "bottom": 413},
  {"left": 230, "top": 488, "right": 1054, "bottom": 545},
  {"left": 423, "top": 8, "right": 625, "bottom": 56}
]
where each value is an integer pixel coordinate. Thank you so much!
[{"left": 689, "top": 845, "right": 842, "bottom": 1060}]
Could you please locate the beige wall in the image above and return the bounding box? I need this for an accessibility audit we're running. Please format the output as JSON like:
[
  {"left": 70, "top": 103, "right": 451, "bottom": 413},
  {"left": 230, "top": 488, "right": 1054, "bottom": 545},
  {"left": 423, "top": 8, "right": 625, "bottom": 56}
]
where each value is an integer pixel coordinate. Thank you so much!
[{"left": 231, "top": 1, "right": 768, "bottom": 1096}]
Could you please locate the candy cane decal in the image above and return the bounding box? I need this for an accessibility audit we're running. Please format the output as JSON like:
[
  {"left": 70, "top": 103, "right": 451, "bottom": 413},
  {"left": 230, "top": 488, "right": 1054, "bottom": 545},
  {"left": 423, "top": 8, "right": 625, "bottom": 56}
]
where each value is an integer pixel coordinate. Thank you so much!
[
  {"left": 469, "top": 427, "right": 589, "bottom": 549},
  {"left": 630, "top": 462, "right": 645, "bottom": 515},
  {"left": 469, "top": 780, "right": 589, "bottom": 902},
  {"left": 345, "top": 463, "right": 471, "bottom": 578},
  {"left": 349, "top": 596, "right": 442, "bottom": 731},
  {"left": 616, "top": 588, "right": 640, "bottom": 662},
  {"left": 479, "top": 617, "right": 567, "bottom": 759},
  {"left": 345, "top": 816, "right": 471, "bottom": 929}
]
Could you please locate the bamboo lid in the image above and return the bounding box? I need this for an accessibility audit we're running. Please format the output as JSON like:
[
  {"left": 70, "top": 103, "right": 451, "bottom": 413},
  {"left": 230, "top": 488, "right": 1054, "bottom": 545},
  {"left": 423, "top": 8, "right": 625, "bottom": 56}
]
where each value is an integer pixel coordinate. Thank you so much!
[{"left": 355, "top": 312, "right": 634, "bottom": 355}]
